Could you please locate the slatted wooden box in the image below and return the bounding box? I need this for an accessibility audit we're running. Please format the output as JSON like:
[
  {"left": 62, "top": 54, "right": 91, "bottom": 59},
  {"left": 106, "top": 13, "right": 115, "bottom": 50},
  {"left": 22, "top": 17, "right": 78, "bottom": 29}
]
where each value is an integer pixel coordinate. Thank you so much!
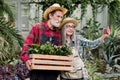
[{"left": 29, "top": 54, "right": 73, "bottom": 71}]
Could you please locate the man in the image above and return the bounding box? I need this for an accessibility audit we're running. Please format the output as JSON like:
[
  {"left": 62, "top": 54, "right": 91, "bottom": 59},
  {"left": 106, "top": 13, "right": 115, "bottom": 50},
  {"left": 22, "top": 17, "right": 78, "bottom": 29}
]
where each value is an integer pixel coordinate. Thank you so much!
[{"left": 20, "top": 3, "right": 68, "bottom": 80}]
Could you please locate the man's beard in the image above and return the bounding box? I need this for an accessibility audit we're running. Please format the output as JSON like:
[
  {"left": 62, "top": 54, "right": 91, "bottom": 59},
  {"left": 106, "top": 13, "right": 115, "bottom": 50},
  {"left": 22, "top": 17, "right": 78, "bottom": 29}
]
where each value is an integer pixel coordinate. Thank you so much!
[{"left": 50, "top": 18, "right": 60, "bottom": 27}]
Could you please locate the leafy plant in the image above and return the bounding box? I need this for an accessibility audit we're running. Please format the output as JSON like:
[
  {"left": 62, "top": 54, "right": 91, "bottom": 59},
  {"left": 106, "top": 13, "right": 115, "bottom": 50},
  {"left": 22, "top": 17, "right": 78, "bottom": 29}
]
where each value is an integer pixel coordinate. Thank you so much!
[
  {"left": 0, "top": 0, "right": 14, "bottom": 21},
  {"left": 78, "top": 18, "right": 101, "bottom": 40},
  {"left": 28, "top": 41, "right": 72, "bottom": 56},
  {"left": 109, "top": 0, "right": 120, "bottom": 26},
  {"left": 101, "top": 25, "right": 120, "bottom": 73},
  {"left": 0, "top": 17, "right": 24, "bottom": 65},
  {"left": 0, "top": 63, "right": 29, "bottom": 80},
  {"left": 85, "top": 60, "right": 105, "bottom": 80}
]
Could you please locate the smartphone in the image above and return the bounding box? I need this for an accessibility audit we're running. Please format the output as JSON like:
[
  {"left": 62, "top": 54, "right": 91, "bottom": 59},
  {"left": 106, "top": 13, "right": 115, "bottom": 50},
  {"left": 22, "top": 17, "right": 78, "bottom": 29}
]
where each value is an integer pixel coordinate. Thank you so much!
[{"left": 103, "top": 27, "right": 109, "bottom": 34}]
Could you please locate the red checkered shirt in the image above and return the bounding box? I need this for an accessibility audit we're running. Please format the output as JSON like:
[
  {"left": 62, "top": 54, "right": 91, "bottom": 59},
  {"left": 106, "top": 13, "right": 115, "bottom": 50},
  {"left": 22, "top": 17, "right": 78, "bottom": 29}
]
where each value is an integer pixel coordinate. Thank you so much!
[{"left": 20, "top": 21, "right": 62, "bottom": 63}]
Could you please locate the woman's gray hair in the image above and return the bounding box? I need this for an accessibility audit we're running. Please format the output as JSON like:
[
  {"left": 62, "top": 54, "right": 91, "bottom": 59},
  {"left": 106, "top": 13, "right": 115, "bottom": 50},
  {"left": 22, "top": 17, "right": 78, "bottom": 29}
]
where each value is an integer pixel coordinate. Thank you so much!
[{"left": 61, "top": 23, "right": 77, "bottom": 47}]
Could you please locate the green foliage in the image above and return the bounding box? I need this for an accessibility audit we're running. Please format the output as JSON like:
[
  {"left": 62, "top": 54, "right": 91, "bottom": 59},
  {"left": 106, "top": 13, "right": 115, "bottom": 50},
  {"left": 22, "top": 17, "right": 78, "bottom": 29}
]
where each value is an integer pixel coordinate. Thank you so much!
[
  {"left": 38, "top": 0, "right": 119, "bottom": 20},
  {"left": 85, "top": 60, "right": 105, "bottom": 80},
  {"left": 41, "top": 0, "right": 80, "bottom": 19},
  {"left": 0, "top": 0, "right": 15, "bottom": 21},
  {"left": 109, "top": 0, "right": 120, "bottom": 25},
  {"left": 101, "top": 25, "right": 120, "bottom": 72},
  {"left": 28, "top": 41, "right": 72, "bottom": 56},
  {"left": 79, "top": 18, "right": 101, "bottom": 40},
  {"left": 0, "top": 17, "right": 24, "bottom": 65}
]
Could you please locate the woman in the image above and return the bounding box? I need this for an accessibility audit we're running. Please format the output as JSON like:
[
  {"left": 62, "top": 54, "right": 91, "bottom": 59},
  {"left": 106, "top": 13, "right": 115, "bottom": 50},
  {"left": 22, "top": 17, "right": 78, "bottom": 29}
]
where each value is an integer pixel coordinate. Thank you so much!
[{"left": 59, "top": 18, "right": 110, "bottom": 80}]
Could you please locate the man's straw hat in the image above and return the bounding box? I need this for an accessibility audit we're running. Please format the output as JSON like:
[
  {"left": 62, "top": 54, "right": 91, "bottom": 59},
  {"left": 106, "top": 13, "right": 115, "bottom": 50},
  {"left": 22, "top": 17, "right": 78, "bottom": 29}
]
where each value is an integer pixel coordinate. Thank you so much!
[
  {"left": 43, "top": 3, "right": 68, "bottom": 20},
  {"left": 59, "top": 18, "right": 79, "bottom": 29}
]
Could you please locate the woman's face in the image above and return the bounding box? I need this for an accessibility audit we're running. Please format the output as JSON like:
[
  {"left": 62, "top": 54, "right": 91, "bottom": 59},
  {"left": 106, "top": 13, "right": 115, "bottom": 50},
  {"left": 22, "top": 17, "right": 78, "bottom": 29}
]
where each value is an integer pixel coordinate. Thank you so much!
[{"left": 65, "top": 23, "right": 75, "bottom": 36}]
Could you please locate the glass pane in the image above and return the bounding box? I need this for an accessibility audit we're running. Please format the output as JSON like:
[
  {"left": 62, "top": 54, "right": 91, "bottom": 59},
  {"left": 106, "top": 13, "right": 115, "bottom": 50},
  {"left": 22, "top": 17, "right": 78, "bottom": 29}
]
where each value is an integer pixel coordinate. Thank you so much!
[{"left": 21, "top": 3, "right": 29, "bottom": 31}]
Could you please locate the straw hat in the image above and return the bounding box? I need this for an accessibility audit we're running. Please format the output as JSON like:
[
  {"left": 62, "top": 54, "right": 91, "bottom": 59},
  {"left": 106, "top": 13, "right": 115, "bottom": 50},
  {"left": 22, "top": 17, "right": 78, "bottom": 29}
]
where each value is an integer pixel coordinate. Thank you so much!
[
  {"left": 59, "top": 18, "right": 79, "bottom": 29},
  {"left": 43, "top": 3, "right": 68, "bottom": 20}
]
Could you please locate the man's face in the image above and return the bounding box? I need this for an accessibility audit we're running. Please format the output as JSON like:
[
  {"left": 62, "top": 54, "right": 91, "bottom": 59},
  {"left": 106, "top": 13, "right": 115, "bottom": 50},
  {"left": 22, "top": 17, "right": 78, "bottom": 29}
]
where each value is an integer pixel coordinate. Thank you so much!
[{"left": 50, "top": 11, "right": 63, "bottom": 27}]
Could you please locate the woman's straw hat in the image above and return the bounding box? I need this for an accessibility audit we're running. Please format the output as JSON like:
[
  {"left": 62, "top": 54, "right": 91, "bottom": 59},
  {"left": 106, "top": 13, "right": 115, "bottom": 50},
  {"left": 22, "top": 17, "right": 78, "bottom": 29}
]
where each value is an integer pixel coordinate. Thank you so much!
[
  {"left": 43, "top": 3, "right": 68, "bottom": 20},
  {"left": 59, "top": 18, "right": 79, "bottom": 29}
]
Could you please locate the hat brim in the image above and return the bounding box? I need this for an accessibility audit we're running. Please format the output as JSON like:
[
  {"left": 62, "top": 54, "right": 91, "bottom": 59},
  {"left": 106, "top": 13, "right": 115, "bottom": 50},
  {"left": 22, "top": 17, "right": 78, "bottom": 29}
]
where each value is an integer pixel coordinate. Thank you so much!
[
  {"left": 44, "top": 7, "right": 68, "bottom": 20},
  {"left": 59, "top": 18, "right": 79, "bottom": 29}
]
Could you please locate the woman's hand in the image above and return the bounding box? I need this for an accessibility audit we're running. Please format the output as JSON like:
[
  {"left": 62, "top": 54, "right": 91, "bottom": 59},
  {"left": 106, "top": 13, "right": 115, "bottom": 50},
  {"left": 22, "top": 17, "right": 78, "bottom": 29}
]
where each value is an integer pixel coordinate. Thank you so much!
[
  {"left": 99, "top": 26, "right": 111, "bottom": 42},
  {"left": 103, "top": 26, "right": 110, "bottom": 36}
]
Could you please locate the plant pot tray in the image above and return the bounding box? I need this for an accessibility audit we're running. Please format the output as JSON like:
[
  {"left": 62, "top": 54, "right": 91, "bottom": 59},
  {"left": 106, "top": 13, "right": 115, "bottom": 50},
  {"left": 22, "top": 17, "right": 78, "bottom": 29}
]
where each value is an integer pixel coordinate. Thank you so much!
[{"left": 30, "top": 54, "right": 73, "bottom": 71}]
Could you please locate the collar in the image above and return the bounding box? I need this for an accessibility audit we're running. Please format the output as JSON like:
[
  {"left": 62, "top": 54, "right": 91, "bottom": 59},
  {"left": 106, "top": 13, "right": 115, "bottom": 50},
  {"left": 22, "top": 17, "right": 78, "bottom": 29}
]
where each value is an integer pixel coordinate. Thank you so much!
[{"left": 66, "top": 40, "right": 75, "bottom": 47}]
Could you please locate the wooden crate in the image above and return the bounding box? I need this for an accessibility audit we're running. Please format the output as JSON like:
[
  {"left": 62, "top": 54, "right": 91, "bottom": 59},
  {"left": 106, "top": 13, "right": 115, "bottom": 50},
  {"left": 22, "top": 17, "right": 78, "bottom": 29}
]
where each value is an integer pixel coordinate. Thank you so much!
[{"left": 29, "top": 54, "right": 73, "bottom": 71}]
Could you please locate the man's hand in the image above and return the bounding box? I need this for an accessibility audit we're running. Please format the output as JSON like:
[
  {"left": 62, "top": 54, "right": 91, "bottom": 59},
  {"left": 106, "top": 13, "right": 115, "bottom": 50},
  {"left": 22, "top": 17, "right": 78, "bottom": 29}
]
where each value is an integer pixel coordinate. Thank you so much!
[{"left": 25, "top": 60, "right": 32, "bottom": 70}]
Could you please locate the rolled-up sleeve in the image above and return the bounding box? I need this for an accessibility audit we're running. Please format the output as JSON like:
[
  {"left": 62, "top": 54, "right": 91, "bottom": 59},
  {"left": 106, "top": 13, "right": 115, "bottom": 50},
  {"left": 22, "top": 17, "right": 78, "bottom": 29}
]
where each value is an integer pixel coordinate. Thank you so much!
[
  {"left": 20, "top": 25, "right": 37, "bottom": 63},
  {"left": 77, "top": 35, "right": 103, "bottom": 49}
]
